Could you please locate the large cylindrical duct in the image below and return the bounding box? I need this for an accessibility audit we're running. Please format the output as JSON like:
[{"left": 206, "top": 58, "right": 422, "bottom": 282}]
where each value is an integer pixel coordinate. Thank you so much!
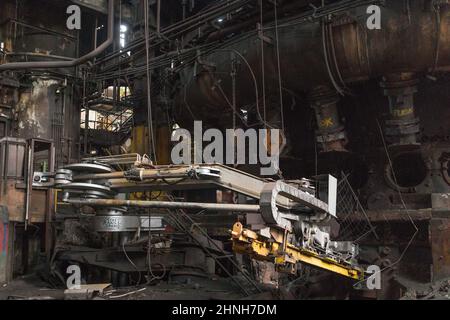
[{"left": 175, "top": 1, "right": 450, "bottom": 127}]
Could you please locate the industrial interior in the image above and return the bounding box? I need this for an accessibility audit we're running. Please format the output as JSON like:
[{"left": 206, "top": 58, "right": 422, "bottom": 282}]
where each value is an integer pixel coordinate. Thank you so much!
[{"left": 0, "top": 0, "right": 449, "bottom": 300}]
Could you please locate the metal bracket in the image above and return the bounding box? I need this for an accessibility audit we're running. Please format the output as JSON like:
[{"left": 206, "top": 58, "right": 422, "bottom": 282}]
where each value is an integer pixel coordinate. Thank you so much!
[
  {"left": 190, "top": 167, "right": 221, "bottom": 179},
  {"left": 260, "top": 179, "right": 334, "bottom": 231},
  {"left": 124, "top": 168, "right": 145, "bottom": 182},
  {"left": 32, "top": 172, "right": 53, "bottom": 188}
]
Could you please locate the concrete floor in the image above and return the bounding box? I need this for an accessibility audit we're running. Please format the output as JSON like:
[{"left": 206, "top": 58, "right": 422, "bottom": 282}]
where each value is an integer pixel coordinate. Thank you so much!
[
  {"left": 0, "top": 275, "right": 65, "bottom": 300},
  {"left": 0, "top": 274, "right": 256, "bottom": 300},
  {"left": 3, "top": 273, "right": 447, "bottom": 300}
]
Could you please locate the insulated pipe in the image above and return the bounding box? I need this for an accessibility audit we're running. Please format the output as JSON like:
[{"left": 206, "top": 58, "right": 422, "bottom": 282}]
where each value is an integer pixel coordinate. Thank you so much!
[
  {"left": 0, "top": 0, "right": 115, "bottom": 71},
  {"left": 310, "top": 86, "right": 347, "bottom": 152},
  {"left": 95, "top": 0, "right": 251, "bottom": 64},
  {"left": 380, "top": 73, "right": 420, "bottom": 146},
  {"left": 73, "top": 172, "right": 188, "bottom": 181},
  {"left": 65, "top": 198, "right": 261, "bottom": 213},
  {"left": 73, "top": 166, "right": 190, "bottom": 181}
]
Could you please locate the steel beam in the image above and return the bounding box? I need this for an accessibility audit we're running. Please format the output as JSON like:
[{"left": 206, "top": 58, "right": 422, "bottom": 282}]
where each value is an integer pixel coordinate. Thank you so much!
[{"left": 66, "top": 198, "right": 261, "bottom": 212}]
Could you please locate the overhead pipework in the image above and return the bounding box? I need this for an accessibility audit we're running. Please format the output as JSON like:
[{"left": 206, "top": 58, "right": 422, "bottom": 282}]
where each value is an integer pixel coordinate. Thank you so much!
[
  {"left": 1, "top": 0, "right": 450, "bottom": 301},
  {"left": 0, "top": 0, "right": 115, "bottom": 72}
]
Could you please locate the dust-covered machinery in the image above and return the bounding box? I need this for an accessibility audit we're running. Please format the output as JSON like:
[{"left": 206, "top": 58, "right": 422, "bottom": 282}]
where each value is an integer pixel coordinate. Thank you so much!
[{"left": 33, "top": 154, "right": 365, "bottom": 292}]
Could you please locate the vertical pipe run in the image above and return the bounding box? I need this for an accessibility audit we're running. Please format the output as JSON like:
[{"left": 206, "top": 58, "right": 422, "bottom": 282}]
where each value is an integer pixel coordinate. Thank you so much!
[
  {"left": 381, "top": 73, "right": 420, "bottom": 146},
  {"left": 83, "top": 72, "right": 89, "bottom": 155},
  {"left": 156, "top": 0, "right": 161, "bottom": 34},
  {"left": 310, "top": 86, "right": 348, "bottom": 152}
]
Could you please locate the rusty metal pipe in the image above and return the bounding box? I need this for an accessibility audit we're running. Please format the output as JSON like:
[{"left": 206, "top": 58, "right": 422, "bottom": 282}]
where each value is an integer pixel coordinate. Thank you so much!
[
  {"left": 73, "top": 166, "right": 191, "bottom": 181},
  {"left": 65, "top": 198, "right": 261, "bottom": 212},
  {"left": 73, "top": 172, "right": 188, "bottom": 181},
  {"left": 0, "top": 0, "right": 115, "bottom": 71}
]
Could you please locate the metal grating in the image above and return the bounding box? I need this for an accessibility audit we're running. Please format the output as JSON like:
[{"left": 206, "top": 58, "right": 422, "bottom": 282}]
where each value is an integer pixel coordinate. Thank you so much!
[{"left": 334, "top": 173, "right": 379, "bottom": 243}]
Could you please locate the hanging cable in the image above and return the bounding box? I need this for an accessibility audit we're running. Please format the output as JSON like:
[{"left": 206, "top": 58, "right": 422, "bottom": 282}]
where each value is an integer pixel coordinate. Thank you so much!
[
  {"left": 274, "top": 1, "right": 285, "bottom": 131},
  {"left": 122, "top": 242, "right": 142, "bottom": 286},
  {"left": 231, "top": 58, "right": 237, "bottom": 130},
  {"left": 432, "top": 2, "right": 442, "bottom": 74},
  {"left": 144, "top": 0, "right": 158, "bottom": 164},
  {"left": 144, "top": 0, "right": 163, "bottom": 282},
  {"left": 259, "top": 0, "right": 267, "bottom": 128},
  {"left": 327, "top": 23, "right": 350, "bottom": 94},
  {"left": 354, "top": 119, "right": 419, "bottom": 288},
  {"left": 213, "top": 49, "right": 274, "bottom": 129},
  {"left": 321, "top": 7, "right": 345, "bottom": 96}
]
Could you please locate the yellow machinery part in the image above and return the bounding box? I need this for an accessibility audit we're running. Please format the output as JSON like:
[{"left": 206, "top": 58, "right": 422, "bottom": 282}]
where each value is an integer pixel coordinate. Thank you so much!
[
  {"left": 131, "top": 125, "right": 171, "bottom": 200},
  {"left": 131, "top": 125, "right": 171, "bottom": 165},
  {"left": 231, "top": 222, "right": 365, "bottom": 281}
]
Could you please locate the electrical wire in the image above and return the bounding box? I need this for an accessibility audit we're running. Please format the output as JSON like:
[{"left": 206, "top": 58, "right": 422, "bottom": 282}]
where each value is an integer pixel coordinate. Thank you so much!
[
  {"left": 432, "top": 2, "right": 442, "bottom": 74},
  {"left": 259, "top": 0, "right": 267, "bottom": 128},
  {"left": 353, "top": 120, "right": 419, "bottom": 288},
  {"left": 213, "top": 49, "right": 275, "bottom": 129},
  {"left": 210, "top": 70, "right": 247, "bottom": 125},
  {"left": 274, "top": 1, "right": 285, "bottom": 131},
  {"left": 122, "top": 242, "right": 142, "bottom": 286},
  {"left": 145, "top": 196, "right": 166, "bottom": 283},
  {"left": 327, "top": 23, "right": 350, "bottom": 94},
  {"left": 144, "top": 0, "right": 158, "bottom": 164},
  {"left": 321, "top": 4, "right": 345, "bottom": 96},
  {"left": 108, "top": 287, "right": 146, "bottom": 299}
]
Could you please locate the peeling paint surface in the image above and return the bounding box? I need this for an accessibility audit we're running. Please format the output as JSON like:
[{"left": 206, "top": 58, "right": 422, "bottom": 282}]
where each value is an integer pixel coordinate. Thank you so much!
[
  {"left": 0, "top": 212, "right": 8, "bottom": 284},
  {"left": 16, "top": 79, "right": 59, "bottom": 139}
]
